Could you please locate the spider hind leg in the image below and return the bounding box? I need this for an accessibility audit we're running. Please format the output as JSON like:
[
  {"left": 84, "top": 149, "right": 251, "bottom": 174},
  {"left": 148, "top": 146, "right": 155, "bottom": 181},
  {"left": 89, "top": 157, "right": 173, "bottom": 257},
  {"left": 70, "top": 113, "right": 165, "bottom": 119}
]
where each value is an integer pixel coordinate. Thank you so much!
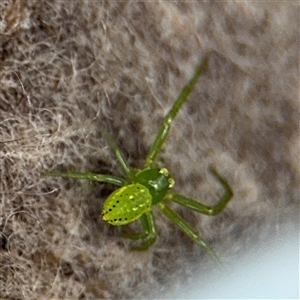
[{"left": 121, "top": 211, "right": 157, "bottom": 251}]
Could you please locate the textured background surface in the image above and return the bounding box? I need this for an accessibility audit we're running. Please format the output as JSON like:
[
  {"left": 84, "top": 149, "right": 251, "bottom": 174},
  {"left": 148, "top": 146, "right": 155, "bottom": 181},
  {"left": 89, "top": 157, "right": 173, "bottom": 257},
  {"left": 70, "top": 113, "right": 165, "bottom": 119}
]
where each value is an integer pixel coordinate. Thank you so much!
[{"left": 0, "top": 1, "right": 299, "bottom": 299}]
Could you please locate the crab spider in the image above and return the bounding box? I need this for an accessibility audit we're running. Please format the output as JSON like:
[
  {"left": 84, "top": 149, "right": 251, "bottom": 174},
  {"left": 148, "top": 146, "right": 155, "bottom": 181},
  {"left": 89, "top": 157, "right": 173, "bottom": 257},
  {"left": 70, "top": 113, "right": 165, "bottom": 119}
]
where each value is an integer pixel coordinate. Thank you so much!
[{"left": 45, "top": 54, "right": 233, "bottom": 266}]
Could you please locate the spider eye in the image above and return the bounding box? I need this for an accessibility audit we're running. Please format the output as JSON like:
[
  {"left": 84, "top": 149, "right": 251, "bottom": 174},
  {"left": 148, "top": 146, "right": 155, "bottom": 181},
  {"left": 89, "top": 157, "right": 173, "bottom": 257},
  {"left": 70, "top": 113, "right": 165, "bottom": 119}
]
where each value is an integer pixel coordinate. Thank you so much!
[
  {"left": 159, "top": 168, "right": 169, "bottom": 176},
  {"left": 168, "top": 178, "right": 175, "bottom": 188}
]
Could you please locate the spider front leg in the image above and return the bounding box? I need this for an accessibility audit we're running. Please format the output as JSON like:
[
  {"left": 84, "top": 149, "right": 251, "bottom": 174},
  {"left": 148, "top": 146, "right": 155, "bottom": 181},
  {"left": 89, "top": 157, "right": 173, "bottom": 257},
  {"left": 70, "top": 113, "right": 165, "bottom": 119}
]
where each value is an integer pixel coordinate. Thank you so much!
[
  {"left": 122, "top": 211, "right": 157, "bottom": 251},
  {"left": 44, "top": 171, "right": 125, "bottom": 186},
  {"left": 157, "top": 202, "right": 223, "bottom": 267},
  {"left": 103, "top": 131, "right": 134, "bottom": 180},
  {"left": 145, "top": 54, "right": 210, "bottom": 167},
  {"left": 165, "top": 168, "right": 233, "bottom": 216},
  {"left": 158, "top": 168, "right": 233, "bottom": 266},
  {"left": 44, "top": 131, "right": 135, "bottom": 186}
]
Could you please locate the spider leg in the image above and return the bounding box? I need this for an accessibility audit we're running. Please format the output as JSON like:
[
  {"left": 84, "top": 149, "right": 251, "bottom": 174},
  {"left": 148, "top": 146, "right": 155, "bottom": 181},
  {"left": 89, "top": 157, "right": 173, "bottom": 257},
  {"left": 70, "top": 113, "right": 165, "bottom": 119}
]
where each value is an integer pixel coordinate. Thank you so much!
[
  {"left": 44, "top": 171, "right": 125, "bottom": 186},
  {"left": 122, "top": 211, "right": 157, "bottom": 251},
  {"left": 103, "top": 131, "right": 134, "bottom": 180},
  {"left": 165, "top": 168, "right": 233, "bottom": 216},
  {"left": 145, "top": 54, "right": 211, "bottom": 168},
  {"left": 157, "top": 202, "right": 223, "bottom": 267}
]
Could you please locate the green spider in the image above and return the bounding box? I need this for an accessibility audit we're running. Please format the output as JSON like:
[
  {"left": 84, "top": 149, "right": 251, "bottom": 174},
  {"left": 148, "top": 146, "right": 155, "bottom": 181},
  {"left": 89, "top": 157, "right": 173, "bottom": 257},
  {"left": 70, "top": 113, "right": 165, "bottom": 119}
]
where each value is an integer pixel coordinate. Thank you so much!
[{"left": 45, "top": 54, "right": 233, "bottom": 266}]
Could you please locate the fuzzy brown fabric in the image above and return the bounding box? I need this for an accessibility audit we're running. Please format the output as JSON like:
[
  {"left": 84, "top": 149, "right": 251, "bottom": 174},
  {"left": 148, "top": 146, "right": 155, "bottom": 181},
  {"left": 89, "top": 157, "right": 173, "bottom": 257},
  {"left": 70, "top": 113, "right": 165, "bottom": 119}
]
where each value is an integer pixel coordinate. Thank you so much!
[{"left": 0, "top": 1, "right": 299, "bottom": 299}]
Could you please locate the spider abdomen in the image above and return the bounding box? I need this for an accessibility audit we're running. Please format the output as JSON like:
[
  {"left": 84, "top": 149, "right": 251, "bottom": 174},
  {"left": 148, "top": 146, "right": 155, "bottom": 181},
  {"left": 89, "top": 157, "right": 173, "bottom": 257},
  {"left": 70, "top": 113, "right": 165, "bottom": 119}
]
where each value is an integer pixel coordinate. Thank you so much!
[{"left": 102, "top": 183, "right": 152, "bottom": 225}]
